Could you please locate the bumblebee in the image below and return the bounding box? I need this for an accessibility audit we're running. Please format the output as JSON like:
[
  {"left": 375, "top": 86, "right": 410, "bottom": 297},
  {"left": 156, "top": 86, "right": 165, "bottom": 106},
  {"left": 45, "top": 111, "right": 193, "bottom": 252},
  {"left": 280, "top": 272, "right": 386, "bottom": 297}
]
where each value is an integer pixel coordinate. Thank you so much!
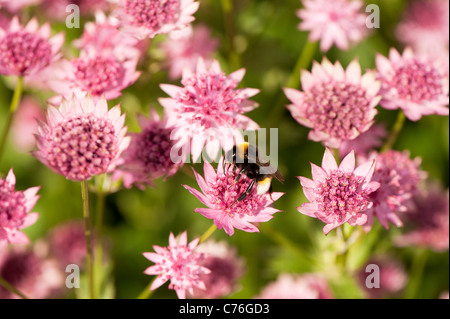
[{"left": 224, "top": 142, "right": 284, "bottom": 202}]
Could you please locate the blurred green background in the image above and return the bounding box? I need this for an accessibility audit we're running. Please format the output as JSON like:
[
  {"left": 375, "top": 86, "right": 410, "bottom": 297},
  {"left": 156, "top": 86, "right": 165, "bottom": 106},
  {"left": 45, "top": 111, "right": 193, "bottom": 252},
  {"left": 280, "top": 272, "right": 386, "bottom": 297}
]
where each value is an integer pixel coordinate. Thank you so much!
[{"left": 0, "top": 0, "right": 448, "bottom": 299}]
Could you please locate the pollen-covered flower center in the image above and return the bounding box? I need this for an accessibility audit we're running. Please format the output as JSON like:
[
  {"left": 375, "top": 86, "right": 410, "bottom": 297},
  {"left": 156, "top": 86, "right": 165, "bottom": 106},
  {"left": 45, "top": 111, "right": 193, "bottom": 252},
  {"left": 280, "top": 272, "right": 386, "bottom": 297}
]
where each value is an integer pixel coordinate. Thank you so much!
[
  {"left": 177, "top": 71, "right": 242, "bottom": 128},
  {"left": 209, "top": 170, "right": 261, "bottom": 217},
  {"left": 304, "top": 82, "right": 371, "bottom": 139},
  {"left": 0, "top": 31, "right": 52, "bottom": 75},
  {"left": 134, "top": 127, "right": 175, "bottom": 175},
  {"left": 48, "top": 115, "right": 118, "bottom": 181},
  {"left": 73, "top": 56, "right": 125, "bottom": 95},
  {"left": 389, "top": 60, "right": 443, "bottom": 103},
  {"left": 0, "top": 181, "right": 27, "bottom": 230},
  {"left": 124, "top": 0, "right": 180, "bottom": 30},
  {"left": 315, "top": 170, "right": 369, "bottom": 223}
]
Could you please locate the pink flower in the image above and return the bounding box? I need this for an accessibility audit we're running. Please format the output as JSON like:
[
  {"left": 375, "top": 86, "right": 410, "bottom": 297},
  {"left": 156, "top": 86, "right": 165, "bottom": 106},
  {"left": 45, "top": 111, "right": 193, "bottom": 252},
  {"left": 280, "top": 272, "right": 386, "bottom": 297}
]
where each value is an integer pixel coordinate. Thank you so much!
[
  {"left": 11, "top": 96, "right": 45, "bottom": 152},
  {"left": 47, "top": 48, "right": 141, "bottom": 104},
  {"left": 358, "top": 256, "right": 408, "bottom": 299},
  {"left": 72, "top": 11, "right": 142, "bottom": 60},
  {"left": 48, "top": 220, "right": 86, "bottom": 267},
  {"left": 256, "top": 273, "right": 333, "bottom": 299},
  {"left": 338, "top": 124, "right": 387, "bottom": 159},
  {"left": 33, "top": 95, "right": 130, "bottom": 181},
  {"left": 375, "top": 47, "right": 449, "bottom": 121},
  {"left": 395, "top": 183, "right": 449, "bottom": 252},
  {"left": 159, "top": 58, "right": 260, "bottom": 162},
  {"left": 395, "top": 0, "right": 449, "bottom": 64},
  {"left": 0, "top": 245, "right": 63, "bottom": 299},
  {"left": 285, "top": 58, "right": 381, "bottom": 148},
  {"left": 114, "top": 109, "right": 183, "bottom": 189},
  {"left": 297, "top": 0, "right": 368, "bottom": 52},
  {"left": 363, "top": 150, "right": 426, "bottom": 231},
  {"left": 0, "top": 0, "right": 41, "bottom": 13},
  {"left": 188, "top": 240, "right": 245, "bottom": 299},
  {"left": 0, "top": 169, "right": 39, "bottom": 248},
  {"left": 183, "top": 159, "right": 283, "bottom": 236},
  {"left": 143, "top": 231, "right": 210, "bottom": 299},
  {"left": 114, "top": 0, "right": 199, "bottom": 39},
  {"left": 298, "top": 148, "right": 380, "bottom": 235},
  {"left": 0, "top": 16, "right": 64, "bottom": 77},
  {"left": 161, "top": 24, "right": 219, "bottom": 80},
  {"left": 41, "top": 0, "right": 109, "bottom": 20}
]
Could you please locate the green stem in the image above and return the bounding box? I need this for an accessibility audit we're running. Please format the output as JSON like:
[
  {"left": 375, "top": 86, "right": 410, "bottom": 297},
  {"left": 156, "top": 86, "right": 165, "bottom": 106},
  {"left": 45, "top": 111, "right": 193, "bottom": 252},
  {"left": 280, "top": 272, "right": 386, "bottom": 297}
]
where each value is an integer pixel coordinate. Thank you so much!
[
  {"left": 0, "top": 275, "right": 29, "bottom": 299},
  {"left": 404, "top": 248, "right": 428, "bottom": 299},
  {"left": 381, "top": 111, "right": 406, "bottom": 152},
  {"left": 266, "top": 40, "right": 318, "bottom": 127},
  {"left": 221, "top": 0, "right": 240, "bottom": 70},
  {"left": 0, "top": 77, "right": 23, "bottom": 162},
  {"left": 199, "top": 223, "right": 217, "bottom": 244},
  {"left": 94, "top": 190, "right": 105, "bottom": 298},
  {"left": 81, "top": 180, "right": 95, "bottom": 299},
  {"left": 137, "top": 276, "right": 156, "bottom": 299}
]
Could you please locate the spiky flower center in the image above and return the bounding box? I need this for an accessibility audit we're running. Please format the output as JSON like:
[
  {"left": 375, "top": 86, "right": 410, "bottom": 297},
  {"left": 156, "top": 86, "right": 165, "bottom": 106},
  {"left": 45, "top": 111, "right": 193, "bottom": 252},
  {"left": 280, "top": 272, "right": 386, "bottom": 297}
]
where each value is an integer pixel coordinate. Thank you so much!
[
  {"left": 73, "top": 56, "right": 125, "bottom": 95},
  {"left": 388, "top": 60, "right": 443, "bottom": 103},
  {"left": 47, "top": 115, "right": 118, "bottom": 181},
  {"left": 0, "top": 180, "right": 27, "bottom": 230},
  {"left": 304, "top": 82, "right": 371, "bottom": 139},
  {"left": 176, "top": 71, "right": 243, "bottom": 128},
  {"left": 124, "top": 0, "right": 180, "bottom": 30},
  {"left": 315, "top": 170, "right": 369, "bottom": 223},
  {"left": 0, "top": 31, "right": 52, "bottom": 75}
]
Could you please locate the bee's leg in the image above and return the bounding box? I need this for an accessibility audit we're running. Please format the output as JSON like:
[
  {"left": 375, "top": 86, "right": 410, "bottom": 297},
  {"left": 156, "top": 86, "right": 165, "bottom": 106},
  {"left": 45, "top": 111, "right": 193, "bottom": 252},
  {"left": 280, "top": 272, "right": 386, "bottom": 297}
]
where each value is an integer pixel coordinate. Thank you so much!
[
  {"left": 237, "top": 179, "right": 255, "bottom": 202},
  {"left": 268, "top": 184, "right": 274, "bottom": 201},
  {"left": 234, "top": 166, "right": 248, "bottom": 182}
]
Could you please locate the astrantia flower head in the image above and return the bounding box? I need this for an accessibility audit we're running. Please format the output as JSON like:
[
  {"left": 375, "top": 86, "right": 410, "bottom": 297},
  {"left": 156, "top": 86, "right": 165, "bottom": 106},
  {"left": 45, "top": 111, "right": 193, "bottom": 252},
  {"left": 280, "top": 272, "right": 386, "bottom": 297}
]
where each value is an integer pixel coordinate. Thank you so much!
[
  {"left": 297, "top": 0, "right": 368, "bottom": 52},
  {"left": 33, "top": 95, "right": 130, "bottom": 181},
  {"left": 0, "top": 16, "right": 64, "bottom": 77},
  {"left": 256, "top": 273, "right": 334, "bottom": 299},
  {"left": 48, "top": 220, "right": 86, "bottom": 267},
  {"left": 41, "top": 0, "right": 108, "bottom": 20},
  {"left": 298, "top": 148, "right": 380, "bottom": 235},
  {"left": 114, "top": 109, "right": 182, "bottom": 189},
  {"left": 143, "top": 231, "right": 210, "bottom": 299},
  {"left": 160, "top": 58, "right": 260, "bottom": 162},
  {"left": 285, "top": 58, "right": 381, "bottom": 148},
  {"left": 161, "top": 24, "right": 219, "bottom": 80},
  {"left": 376, "top": 47, "right": 449, "bottom": 121},
  {"left": 115, "top": 0, "right": 199, "bottom": 39},
  {"left": 47, "top": 48, "right": 141, "bottom": 104},
  {"left": 0, "top": 169, "right": 39, "bottom": 248},
  {"left": 363, "top": 150, "right": 426, "bottom": 231},
  {"left": 183, "top": 158, "right": 283, "bottom": 236},
  {"left": 395, "top": 183, "right": 449, "bottom": 252},
  {"left": 188, "top": 239, "right": 245, "bottom": 299}
]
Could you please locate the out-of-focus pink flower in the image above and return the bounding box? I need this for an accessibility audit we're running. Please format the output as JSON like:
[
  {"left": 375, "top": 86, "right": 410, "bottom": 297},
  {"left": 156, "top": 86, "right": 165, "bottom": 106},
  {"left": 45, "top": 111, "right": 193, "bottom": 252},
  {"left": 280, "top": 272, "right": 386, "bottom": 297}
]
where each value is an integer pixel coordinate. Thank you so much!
[
  {"left": 256, "top": 273, "right": 333, "bottom": 299},
  {"left": 0, "top": 0, "right": 41, "bottom": 13},
  {"left": 285, "top": 58, "right": 381, "bottom": 149},
  {"left": 48, "top": 220, "right": 86, "bottom": 267},
  {"left": 298, "top": 148, "right": 380, "bottom": 235},
  {"left": 395, "top": 183, "right": 449, "bottom": 252},
  {"left": 159, "top": 58, "right": 260, "bottom": 162},
  {"left": 375, "top": 47, "right": 449, "bottom": 121},
  {"left": 114, "top": 0, "right": 199, "bottom": 39},
  {"left": 363, "top": 150, "right": 426, "bottom": 231},
  {"left": 47, "top": 48, "right": 141, "bottom": 104},
  {"left": 10, "top": 96, "right": 45, "bottom": 153},
  {"left": 161, "top": 24, "right": 219, "bottom": 80},
  {"left": 41, "top": 0, "right": 108, "bottom": 20},
  {"left": 396, "top": 0, "right": 449, "bottom": 64},
  {"left": 338, "top": 124, "right": 387, "bottom": 159},
  {"left": 0, "top": 16, "right": 64, "bottom": 77},
  {"left": 33, "top": 95, "right": 130, "bottom": 181},
  {"left": 114, "top": 109, "right": 182, "bottom": 189},
  {"left": 188, "top": 239, "right": 245, "bottom": 299},
  {"left": 0, "top": 245, "right": 63, "bottom": 299},
  {"left": 358, "top": 256, "right": 408, "bottom": 299},
  {"left": 183, "top": 158, "right": 283, "bottom": 236},
  {"left": 73, "top": 11, "right": 142, "bottom": 61},
  {"left": 297, "top": 0, "right": 368, "bottom": 52},
  {"left": 143, "top": 231, "right": 210, "bottom": 299},
  {"left": 0, "top": 169, "right": 39, "bottom": 248}
]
